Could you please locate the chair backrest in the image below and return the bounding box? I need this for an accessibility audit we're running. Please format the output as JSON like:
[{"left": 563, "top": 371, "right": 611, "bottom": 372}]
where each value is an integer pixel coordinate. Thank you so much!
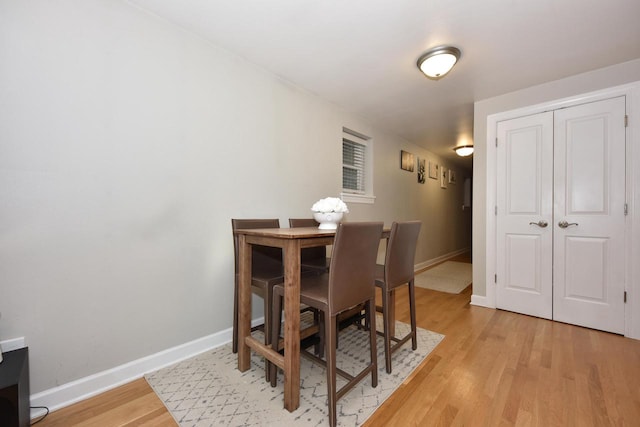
[
  {"left": 327, "top": 222, "right": 383, "bottom": 313},
  {"left": 231, "top": 219, "right": 282, "bottom": 274},
  {"left": 288, "top": 218, "right": 319, "bottom": 228},
  {"left": 289, "top": 218, "right": 326, "bottom": 262},
  {"left": 383, "top": 221, "right": 422, "bottom": 289}
]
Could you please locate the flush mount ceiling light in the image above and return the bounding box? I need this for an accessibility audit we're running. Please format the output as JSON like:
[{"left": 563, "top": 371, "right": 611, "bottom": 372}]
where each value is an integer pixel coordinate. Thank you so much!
[
  {"left": 453, "top": 144, "right": 474, "bottom": 157},
  {"left": 417, "top": 46, "right": 461, "bottom": 79}
]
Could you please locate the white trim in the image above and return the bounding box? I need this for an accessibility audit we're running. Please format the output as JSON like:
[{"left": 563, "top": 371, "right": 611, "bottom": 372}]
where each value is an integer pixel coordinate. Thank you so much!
[
  {"left": 29, "top": 317, "right": 264, "bottom": 418},
  {"left": 470, "top": 294, "right": 490, "bottom": 307},
  {"left": 485, "top": 81, "right": 640, "bottom": 338},
  {"left": 342, "top": 127, "right": 375, "bottom": 202},
  {"left": 414, "top": 247, "right": 470, "bottom": 272},
  {"left": 0, "top": 337, "right": 26, "bottom": 352},
  {"left": 340, "top": 192, "right": 375, "bottom": 204},
  {"left": 627, "top": 83, "right": 640, "bottom": 339}
]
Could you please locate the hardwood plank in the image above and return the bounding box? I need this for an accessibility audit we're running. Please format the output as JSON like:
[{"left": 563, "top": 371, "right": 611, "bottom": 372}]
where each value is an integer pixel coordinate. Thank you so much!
[
  {"left": 37, "top": 378, "right": 176, "bottom": 427},
  {"left": 37, "top": 253, "right": 640, "bottom": 427}
]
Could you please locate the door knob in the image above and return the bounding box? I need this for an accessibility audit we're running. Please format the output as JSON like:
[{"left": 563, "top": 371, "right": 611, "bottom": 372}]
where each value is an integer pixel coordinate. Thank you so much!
[
  {"left": 529, "top": 220, "right": 548, "bottom": 228},
  {"left": 558, "top": 220, "right": 578, "bottom": 228}
]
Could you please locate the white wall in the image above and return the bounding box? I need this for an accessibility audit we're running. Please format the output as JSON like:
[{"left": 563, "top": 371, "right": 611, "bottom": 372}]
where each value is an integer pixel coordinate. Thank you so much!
[
  {"left": 0, "top": 0, "right": 470, "bottom": 402},
  {"left": 472, "top": 59, "right": 640, "bottom": 299}
]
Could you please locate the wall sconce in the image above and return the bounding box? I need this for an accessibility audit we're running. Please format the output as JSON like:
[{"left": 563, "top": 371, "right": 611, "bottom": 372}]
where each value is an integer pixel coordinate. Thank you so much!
[
  {"left": 453, "top": 144, "right": 474, "bottom": 157},
  {"left": 417, "top": 46, "right": 461, "bottom": 79}
]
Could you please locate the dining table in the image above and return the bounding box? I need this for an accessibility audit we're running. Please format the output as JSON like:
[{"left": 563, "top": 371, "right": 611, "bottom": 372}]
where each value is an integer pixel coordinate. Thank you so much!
[{"left": 235, "top": 225, "right": 392, "bottom": 412}]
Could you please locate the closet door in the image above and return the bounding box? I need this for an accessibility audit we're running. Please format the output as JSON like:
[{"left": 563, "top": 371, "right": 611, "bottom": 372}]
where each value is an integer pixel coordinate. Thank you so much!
[
  {"left": 496, "top": 112, "right": 554, "bottom": 319},
  {"left": 553, "top": 96, "right": 626, "bottom": 334}
]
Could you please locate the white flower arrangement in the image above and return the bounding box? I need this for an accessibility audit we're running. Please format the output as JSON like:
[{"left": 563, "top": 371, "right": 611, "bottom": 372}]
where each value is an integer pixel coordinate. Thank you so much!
[{"left": 311, "top": 197, "right": 349, "bottom": 214}]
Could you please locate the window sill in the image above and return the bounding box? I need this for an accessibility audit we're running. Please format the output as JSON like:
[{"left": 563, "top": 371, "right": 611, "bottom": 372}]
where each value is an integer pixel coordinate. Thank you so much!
[{"left": 341, "top": 193, "right": 376, "bottom": 204}]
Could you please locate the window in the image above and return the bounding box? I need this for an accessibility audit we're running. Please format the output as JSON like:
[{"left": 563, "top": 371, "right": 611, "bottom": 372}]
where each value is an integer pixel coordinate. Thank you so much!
[
  {"left": 341, "top": 128, "right": 375, "bottom": 204},
  {"left": 342, "top": 138, "right": 365, "bottom": 193}
]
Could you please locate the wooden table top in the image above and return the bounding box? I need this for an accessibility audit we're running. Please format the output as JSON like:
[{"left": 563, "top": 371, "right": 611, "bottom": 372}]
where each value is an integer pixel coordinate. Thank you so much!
[
  {"left": 234, "top": 226, "right": 335, "bottom": 238},
  {"left": 235, "top": 226, "right": 389, "bottom": 239}
]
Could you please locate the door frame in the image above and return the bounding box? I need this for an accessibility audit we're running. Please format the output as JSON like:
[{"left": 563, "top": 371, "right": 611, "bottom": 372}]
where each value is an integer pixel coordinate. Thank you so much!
[{"left": 481, "top": 82, "right": 640, "bottom": 339}]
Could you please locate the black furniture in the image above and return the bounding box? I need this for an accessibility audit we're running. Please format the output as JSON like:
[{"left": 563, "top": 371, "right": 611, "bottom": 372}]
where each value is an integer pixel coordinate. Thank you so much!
[{"left": 0, "top": 347, "right": 30, "bottom": 427}]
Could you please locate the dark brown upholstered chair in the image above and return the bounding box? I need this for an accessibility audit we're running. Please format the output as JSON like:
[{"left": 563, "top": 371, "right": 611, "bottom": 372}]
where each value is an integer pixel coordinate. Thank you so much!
[
  {"left": 271, "top": 222, "right": 383, "bottom": 427},
  {"left": 231, "top": 219, "right": 284, "bottom": 355},
  {"left": 375, "top": 220, "right": 421, "bottom": 373},
  {"left": 288, "top": 218, "right": 331, "bottom": 274}
]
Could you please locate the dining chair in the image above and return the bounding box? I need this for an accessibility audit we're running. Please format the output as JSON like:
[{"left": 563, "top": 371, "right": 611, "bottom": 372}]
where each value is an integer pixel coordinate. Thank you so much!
[
  {"left": 288, "top": 218, "right": 331, "bottom": 274},
  {"left": 232, "top": 218, "right": 321, "bottom": 381},
  {"left": 375, "top": 220, "right": 421, "bottom": 373},
  {"left": 289, "top": 218, "right": 362, "bottom": 344},
  {"left": 270, "top": 222, "right": 383, "bottom": 427},
  {"left": 231, "top": 219, "right": 284, "bottom": 355}
]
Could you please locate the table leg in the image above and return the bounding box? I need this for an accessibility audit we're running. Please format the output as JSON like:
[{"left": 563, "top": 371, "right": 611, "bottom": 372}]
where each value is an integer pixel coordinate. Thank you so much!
[
  {"left": 237, "top": 234, "right": 252, "bottom": 372},
  {"left": 283, "top": 239, "right": 301, "bottom": 412}
]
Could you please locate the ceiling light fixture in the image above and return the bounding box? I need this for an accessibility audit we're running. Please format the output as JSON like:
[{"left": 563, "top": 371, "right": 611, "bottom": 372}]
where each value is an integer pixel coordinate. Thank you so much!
[
  {"left": 417, "top": 46, "right": 461, "bottom": 79},
  {"left": 453, "top": 144, "right": 474, "bottom": 157}
]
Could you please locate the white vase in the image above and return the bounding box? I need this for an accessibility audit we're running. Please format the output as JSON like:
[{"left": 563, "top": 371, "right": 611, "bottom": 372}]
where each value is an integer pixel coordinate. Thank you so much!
[{"left": 313, "top": 212, "right": 344, "bottom": 230}]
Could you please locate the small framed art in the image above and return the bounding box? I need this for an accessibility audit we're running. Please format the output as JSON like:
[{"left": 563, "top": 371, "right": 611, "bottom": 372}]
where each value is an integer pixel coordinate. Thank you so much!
[
  {"left": 428, "top": 161, "right": 438, "bottom": 179},
  {"left": 417, "top": 158, "right": 426, "bottom": 183},
  {"left": 400, "top": 150, "right": 414, "bottom": 172}
]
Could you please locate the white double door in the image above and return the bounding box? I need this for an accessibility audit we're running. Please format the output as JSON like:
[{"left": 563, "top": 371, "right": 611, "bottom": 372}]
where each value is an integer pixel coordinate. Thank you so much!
[{"left": 496, "top": 96, "right": 627, "bottom": 334}]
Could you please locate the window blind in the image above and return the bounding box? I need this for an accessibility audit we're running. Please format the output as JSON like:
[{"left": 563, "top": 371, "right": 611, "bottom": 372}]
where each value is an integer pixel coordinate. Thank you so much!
[{"left": 342, "top": 138, "right": 365, "bottom": 193}]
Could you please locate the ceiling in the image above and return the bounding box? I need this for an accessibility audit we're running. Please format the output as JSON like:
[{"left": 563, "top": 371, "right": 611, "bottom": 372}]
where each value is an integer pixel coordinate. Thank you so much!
[{"left": 128, "top": 0, "right": 640, "bottom": 169}]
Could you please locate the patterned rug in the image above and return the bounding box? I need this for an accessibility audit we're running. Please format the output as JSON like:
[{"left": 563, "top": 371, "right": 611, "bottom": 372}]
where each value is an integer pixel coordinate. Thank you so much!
[
  {"left": 145, "top": 316, "right": 443, "bottom": 426},
  {"left": 414, "top": 261, "right": 472, "bottom": 294}
]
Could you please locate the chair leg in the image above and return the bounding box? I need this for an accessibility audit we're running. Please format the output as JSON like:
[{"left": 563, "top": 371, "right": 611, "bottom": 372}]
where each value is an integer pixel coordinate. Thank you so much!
[
  {"left": 409, "top": 280, "right": 417, "bottom": 350},
  {"left": 314, "top": 309, "right": 325, "bottom": 358},
  {"left": 264, "top": 287, "right": 273, "bottom": 382},
  {"left": 264, "top": 287, "right": 273, "bottom": 344},
  {"left": 269, "top": 293, "right": 283, "bottom": 388},
  {"left": 326, "top": 313, "right": 338, "bottom": 427},
  {"left": 367, "top": 298, "right": 378, "bottom": 387},
  {"left": 382, "top": 287, "right": 393, "bottom": 374},
  {"left": 232, "top": 280, "right": 239, "bottom": 354}
]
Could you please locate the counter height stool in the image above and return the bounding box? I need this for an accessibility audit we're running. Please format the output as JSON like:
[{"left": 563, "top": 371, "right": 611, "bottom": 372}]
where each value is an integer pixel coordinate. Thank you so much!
[
  {"left": 375, "top": 220, "right": 421, "bottom": 373},
  {"left": 271, "top": 222, "right": 383, "bottom": 427},
  {"left": 231, "top": 219, "right": 284, "bottom": 356},
  {"left": 288, "top": 218, "right": 331, "bottom": 274}
]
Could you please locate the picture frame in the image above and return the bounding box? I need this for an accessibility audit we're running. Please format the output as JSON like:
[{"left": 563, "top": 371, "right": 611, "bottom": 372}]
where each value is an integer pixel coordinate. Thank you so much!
[
  {"left": 428, "top": 161, "right": 438, "bottom": 179},
  {"left": 440, "top": 167, "right": 447, "bottom": 189},
  {"left": 448, "top": 169, "right": 457, "bottom": 184},
  {"left": 400, "top": 150, "right": 414, "bottom": 172},
  {"left": 417, "top": 158, "right": 426, "bottom": 184}
]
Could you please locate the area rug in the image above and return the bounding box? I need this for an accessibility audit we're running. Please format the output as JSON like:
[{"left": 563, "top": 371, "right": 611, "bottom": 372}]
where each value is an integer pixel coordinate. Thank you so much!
[
  {"left": 145, "top": 316, "right": 443, "bottom": 426},
  {"left": 414, "top": 261, "right": 472, "bottom": 294}
]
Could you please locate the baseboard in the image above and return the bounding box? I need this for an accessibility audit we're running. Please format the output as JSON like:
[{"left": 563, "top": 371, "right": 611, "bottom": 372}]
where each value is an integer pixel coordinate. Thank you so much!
[
  {"left": 0, "top": 337, "right": 26, "bottom": 352},
  {"left": 470, "top": 294, "right": 493, "bottom": 308},
  {"left": 414, "top": 247, "right": 470, "bottom": 272},
  {"left": 29, "top": 317, "right": 264, "bottom": 418}
]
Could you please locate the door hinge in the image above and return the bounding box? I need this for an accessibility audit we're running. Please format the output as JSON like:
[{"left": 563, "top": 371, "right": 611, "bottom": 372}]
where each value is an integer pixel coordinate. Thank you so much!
[
  {"left": 495, "top": 206, "right": 498, "bottom": 215},
  {"left": 494, "top": 274, "right": 497, "bottom": 284},
  {"left": 624, "top": 291, "right": 627, "bottom": 303},
  {"left": 625, "top": 203, "right": 628, "bottom": 215},
  {"left": 625, "top": 115, "right": 628, "bottom": 127},
  {"left": 496, "top": 137, "right": 498, "bottom": 147}
]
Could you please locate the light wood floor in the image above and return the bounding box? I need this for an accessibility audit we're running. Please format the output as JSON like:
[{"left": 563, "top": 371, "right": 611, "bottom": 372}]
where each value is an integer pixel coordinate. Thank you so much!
[{"left": 38, "top": 254, "right": 640, "bottom": 426}]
